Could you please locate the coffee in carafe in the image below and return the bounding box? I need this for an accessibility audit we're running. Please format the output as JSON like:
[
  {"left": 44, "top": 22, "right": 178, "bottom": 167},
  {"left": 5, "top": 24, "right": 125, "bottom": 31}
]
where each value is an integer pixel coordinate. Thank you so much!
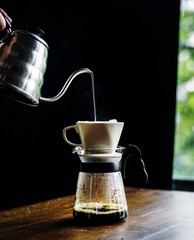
[{"left": 73, "top": 204, "right": 128, "bottom": 223}]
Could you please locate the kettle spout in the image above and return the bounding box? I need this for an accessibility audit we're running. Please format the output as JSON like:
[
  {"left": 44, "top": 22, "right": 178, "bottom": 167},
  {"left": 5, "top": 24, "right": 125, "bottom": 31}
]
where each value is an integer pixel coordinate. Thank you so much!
[{"left": 40, "top": 68, "right": 94, "bottom": 103}]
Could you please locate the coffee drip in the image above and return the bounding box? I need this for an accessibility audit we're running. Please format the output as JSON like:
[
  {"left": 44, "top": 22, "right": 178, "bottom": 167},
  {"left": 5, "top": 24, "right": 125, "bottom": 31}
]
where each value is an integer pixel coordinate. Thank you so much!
[
  {"left": 63, "top": 136, "right": 148, "bottom": 225},
  {"left": 62, "top": 118, "right": 148, "bottom": 224},
  {"left": 62, "top": 121, "right": 123, "bottom": 154}
]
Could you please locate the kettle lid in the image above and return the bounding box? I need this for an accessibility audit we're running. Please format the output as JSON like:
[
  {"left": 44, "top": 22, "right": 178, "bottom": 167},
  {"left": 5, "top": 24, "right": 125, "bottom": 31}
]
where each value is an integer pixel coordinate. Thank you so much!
[
  {"left": 15, "top": 25, "right": 48, "bottom": 49},
  {"left": 3, "top": 16, "right": 48, "bottom": 49}
]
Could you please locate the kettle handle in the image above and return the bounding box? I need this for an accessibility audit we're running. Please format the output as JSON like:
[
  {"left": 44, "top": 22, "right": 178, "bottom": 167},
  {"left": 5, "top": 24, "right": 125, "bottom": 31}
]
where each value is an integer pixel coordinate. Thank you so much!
[
  {"left": 39, "top": 68, "right": 93, "bottom": 103},
  {"left": 121, "top": 144, "right": 148, "bottom": 184},
  {"left": 0, "top": 17, "right": 12, "bottom": 44},
  {"left": 4, "top": 17, "right": 12, "bottom": 33}
]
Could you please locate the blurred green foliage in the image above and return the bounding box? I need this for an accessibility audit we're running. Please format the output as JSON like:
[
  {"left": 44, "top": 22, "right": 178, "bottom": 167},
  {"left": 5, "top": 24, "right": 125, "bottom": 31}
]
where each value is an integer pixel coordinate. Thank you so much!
[{"left": 173, "top": 7, "right": 194, "bottom": 178}]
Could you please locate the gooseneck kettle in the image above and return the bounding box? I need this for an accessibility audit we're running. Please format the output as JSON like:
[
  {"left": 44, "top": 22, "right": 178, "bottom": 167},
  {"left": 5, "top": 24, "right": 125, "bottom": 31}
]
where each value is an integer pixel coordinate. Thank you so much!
[{"left": 0, "top": 18, "right": 92, "bottom": 106}]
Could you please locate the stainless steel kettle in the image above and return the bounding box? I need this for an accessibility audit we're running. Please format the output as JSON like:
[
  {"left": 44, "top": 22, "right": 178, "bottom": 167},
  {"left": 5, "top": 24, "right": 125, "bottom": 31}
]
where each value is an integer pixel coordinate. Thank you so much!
[{"left": 0, "top": 18, "right": 92, "bottom": 106}]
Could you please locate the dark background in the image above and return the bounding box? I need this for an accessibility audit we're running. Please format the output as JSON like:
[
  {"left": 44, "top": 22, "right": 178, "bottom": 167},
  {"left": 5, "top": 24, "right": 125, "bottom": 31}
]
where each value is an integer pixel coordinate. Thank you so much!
[{"left": 0, "top": 0, "right": 180, "bottom": 210}]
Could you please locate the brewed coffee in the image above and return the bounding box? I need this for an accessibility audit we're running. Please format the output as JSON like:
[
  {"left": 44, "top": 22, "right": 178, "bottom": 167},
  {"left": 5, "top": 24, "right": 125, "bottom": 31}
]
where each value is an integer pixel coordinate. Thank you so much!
[{"left": 73, "top": 203, "right": 128, "bottom": 223}]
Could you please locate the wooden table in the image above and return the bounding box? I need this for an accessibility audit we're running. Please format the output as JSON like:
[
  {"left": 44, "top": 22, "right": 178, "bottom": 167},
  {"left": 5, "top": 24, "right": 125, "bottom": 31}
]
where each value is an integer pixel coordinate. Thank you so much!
[{"left": 0, "top": 187, "right": 194, "bottom": 240}]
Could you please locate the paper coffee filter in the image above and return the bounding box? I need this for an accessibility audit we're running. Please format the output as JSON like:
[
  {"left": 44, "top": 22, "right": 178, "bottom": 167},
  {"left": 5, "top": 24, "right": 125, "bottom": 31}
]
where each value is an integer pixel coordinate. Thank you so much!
[
  {"left": 109, "top": 119, "right": 117, "bottom": 122},
  {"left": 77, "top": 119, "right": 118, "bottom": 123}
]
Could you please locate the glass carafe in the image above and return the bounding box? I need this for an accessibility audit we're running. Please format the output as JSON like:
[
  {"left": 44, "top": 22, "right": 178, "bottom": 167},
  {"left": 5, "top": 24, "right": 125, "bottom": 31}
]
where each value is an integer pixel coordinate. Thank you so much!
[{"left": 73, "top": 144, "right": 148, "bottom": 224}]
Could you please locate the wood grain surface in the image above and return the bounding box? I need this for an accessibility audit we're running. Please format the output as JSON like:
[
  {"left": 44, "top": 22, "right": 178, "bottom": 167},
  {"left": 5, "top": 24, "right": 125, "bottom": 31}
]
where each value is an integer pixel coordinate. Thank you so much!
[{"left": 0, "top": 187, "right": 194, "bottom": 240}]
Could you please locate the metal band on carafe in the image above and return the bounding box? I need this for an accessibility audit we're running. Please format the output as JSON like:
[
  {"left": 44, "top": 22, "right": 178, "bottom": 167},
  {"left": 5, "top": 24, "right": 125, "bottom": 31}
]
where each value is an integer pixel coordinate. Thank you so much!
[{"left": 80, "top": 162, "right": 122, "bottom": 173}]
